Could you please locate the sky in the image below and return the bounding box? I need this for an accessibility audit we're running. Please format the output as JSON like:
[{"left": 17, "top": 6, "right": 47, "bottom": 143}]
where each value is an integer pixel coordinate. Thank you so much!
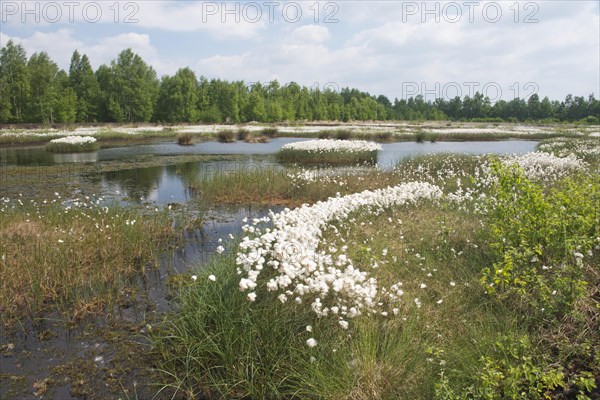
[{"left": 1, "top": 0, "right": 599, "bottom": 102}]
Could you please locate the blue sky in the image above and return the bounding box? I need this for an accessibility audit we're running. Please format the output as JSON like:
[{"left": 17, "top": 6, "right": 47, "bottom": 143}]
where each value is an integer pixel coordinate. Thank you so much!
[{"left": 1, "top": 1, "right": 598, "bottom": 101}]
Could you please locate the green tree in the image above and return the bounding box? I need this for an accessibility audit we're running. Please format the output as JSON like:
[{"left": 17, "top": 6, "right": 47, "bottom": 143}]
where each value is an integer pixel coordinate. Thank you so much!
[
  {"left": 245, "top": 84, "right": 266, "bottom": 122},
  {"left": 98, "top": 49, "right": 159, "bottom": 122},
  {"left": 54, "top": 70, "right": 77, "bottom": 123},
  {"left": 69, "top": 51, "right": 101, "bottom": 122},
  {"left": 0, "top": 40, "right": 30, "bottom": 123},
  {"left": 539, "top": 96, "right": 554, "bottom": 120},
  {"left": 155, "top": 68, "right": 199, "bottom": 122},
  {"left": 96, "top": 64, "right": 123, "bottom": 122},
  {"left": 27, "top": 52, "right": 60, "bottom": 123},
  {"left": 527, "top": 93, "right": 541, "bottom": 120}
]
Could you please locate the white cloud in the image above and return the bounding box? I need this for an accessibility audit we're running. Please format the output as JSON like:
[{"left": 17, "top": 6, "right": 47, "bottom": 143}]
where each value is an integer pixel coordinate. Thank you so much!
[
  {"left": 287, "top": 25, "right": 331, "bottom": 44},
  {"left": 131, "top": 1, "right": 267, "bottom": 39},
  {"left": 3, "top": 29, "right": 83, "bottom": 66},
  {"left": 3, "top": 29, "right": 180, "bottom": 75}
]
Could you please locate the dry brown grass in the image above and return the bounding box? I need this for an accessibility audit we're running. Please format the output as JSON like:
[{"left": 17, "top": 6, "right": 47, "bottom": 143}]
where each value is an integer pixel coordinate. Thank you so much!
[{"left": 0, "top": 203, "right": 175, "bottom": 324}]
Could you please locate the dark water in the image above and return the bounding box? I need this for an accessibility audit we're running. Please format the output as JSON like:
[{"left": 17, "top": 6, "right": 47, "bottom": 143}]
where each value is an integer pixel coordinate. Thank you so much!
[
  {"left": 0, "top": 138, "right": 538, "bottom": 167},
  {"left": 376, "top": 140, "right": 538, "bottom": 166},
  {"left": 96, "top": 157, "right": 278, "bottom": 205},
  {"left": 0, "top": 139, "right": 537, "bottom": 204},
  {"left": 0, "top": 138, "right": 306, "bottom": 166},
  {"left": 100, "top": 140, "right": 537, "bottom": 205}
]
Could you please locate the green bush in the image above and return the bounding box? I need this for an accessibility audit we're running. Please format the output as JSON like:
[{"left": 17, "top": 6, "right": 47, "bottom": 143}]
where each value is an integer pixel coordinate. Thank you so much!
[
  {"left": 434, "top": 334, "right": 566, "bottom": 400},
  {"left": 415, "top": 130, "right": 427, "bottom": 143},
  {"left": 482, "top": 161, "right": 599, "bottom": 318}
]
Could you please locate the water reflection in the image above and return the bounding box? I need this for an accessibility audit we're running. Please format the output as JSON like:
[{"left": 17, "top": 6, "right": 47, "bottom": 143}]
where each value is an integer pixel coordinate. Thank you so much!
[
  {"left": 0, "top": 138, "right": 538, "bottom": 167},
  {"left": 0, "top": 138, "right": 306, "bottom": 166},
  {"left": 99, "top": 158, "right": 278, "bottom": 205},
  {"left": 53, "top": 152, "right": 99, "bottom": 163},
  {"left": 377, "top": 141, "right": 539, "bottom": 167},
  {"left": 90, "top": 141, "right": 539, "bottom": 205},
  {"left": 1, "top": 139, "right": 539, "bottom": 204},
  {"left": 0, "top": 146, "right": 54, "bottom": 166}
]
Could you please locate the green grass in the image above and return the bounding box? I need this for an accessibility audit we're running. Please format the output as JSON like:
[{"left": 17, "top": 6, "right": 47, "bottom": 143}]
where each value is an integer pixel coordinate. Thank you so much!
[
  {"left": 277, "top": 148, "right": 378, "bottom": 166},
  {"left": 185, "top": 166, "right": 309, "bottom": 206},
  {"left": 185, "top": 165, "right": 389, "bottom": 206}
]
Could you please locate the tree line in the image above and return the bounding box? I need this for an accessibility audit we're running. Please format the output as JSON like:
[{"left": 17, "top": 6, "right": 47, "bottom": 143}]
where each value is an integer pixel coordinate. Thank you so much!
[{"left": 1, "top": 40, "right": 598, "bottom": 125}]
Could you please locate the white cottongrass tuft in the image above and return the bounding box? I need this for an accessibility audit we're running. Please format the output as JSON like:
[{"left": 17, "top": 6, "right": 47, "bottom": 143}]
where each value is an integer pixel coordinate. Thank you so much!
[
  {"left": 49, "top": 135, "right": 97, "bottom": 145},
  {"left": 502, "top": 152, "right": 586, "bottom": 181},
  {"left": 236, "top": 181, "right": 443, "bottom": 326},
  {"left": 281, "top": 139, "right": 381, "bottom": 153}
]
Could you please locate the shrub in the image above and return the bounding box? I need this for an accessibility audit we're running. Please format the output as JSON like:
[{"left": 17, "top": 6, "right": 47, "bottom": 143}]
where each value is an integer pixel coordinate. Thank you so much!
[
  {"left": 261, "top": 127, "right": 279, "bottom": 138},
  {"left": 376, "top": 131, "right": 393, "bottom": 141},
  {"left": 177, "top": 133, "right": 193, "bottom": 146},
  {"left": 256, "top": 135, "right": 270, "bottom": 143},
  {"left": 482, "top": 161, "right": 599, "bottom": 318},
  {"left": 217, "top": 130, "right": 236, "bottom": 143},
  {"left": 415, "top": 130, "right": 427, "bottom": 143},
  {"left": 434, "top": 334, "right": 567, "bottom": 400},
  {"left": 237, "top": 128, "right": 251, "bottom": 141},
  {"left": 334, "top": 129, "right": 352, "bottom": 140}
]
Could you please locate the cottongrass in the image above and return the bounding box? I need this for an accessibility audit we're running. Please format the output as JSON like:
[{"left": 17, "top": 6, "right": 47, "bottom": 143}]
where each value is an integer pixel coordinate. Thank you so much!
[
  {"left": 278, "top": 139, "right": 381, "bottom": 165},
  {"left": 502, "top": 152, "right": 587, "bottom": 181},
  {"left": 46, "top": 135, "right": 99, "bottom": 153},
  {"left": 49, "top": 135, "right": 97, "bottom": 145},
  {"left": 281, "top": 139, "right": 382, "bottom": 153},
  {"left": 537, "top": 137, "right": 600, "bottom": 165},
  {"left": 236, "top": 181, "right": 443, "bottom": 328}
]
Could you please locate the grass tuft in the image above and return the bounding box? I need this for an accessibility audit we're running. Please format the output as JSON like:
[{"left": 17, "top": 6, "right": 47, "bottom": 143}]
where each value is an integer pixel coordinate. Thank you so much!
[
  {"left": 217, "top": 130, "right": 236, "bottom": 143},
  {"left": 0, "top": 200, "right": 176, "bottom": 323},
  {"left": 177, "top": 133, "right": 193, "bottom": 146}
]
